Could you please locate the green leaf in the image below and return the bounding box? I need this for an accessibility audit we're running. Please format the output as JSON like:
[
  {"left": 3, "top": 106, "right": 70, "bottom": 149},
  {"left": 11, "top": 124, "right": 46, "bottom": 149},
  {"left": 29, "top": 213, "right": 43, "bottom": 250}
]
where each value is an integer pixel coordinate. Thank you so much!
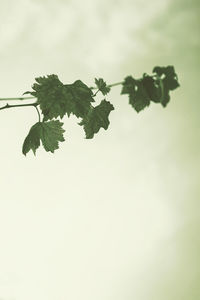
[
  {"left": 25, "top": 75, "right": 95, "bottom": 121},
  {"left": 121, "top": 76, "right": 151, "bottom": 112},
  {"left": 22, "top": 120, "right": 65, "bottom": 155},
  {"left": 121, "top": 66, "right": 180, "bottom": 110},
  {"left": 121, "top": 76, "right": 136, "bottom": 95},
  {"left": 153, "top": 65, "right": 180, "bottom": 107},
  {"left": 64, "top": 80, "right": 95, "bottom": 118},
  {"left": 79, "top": 100, "right": 114, "bottom": 139},
  {"left": 141, "top": 74, "right": 161, "bottom": 103},
  {"left": 94, "top": 78, "right": 111, "bottom": 95}
]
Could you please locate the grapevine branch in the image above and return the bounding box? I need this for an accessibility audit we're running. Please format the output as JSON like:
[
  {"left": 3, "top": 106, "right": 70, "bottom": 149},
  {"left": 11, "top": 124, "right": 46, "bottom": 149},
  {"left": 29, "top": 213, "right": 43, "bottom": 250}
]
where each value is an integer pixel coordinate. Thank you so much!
[
  {"left": 0, "top": 102, "right": 38, "bottom": 110},
  {"left": 0, "top": 81, "right": 123, "bottom": 102},
  {"left": 0, "top": 101, "right": 40, "bottom": 122},
  {"left": 0, "top": 96, "right": 35, "bottom": 101},
  {"left": 0, "top": 66, "right": 180, "bottom": 155}
]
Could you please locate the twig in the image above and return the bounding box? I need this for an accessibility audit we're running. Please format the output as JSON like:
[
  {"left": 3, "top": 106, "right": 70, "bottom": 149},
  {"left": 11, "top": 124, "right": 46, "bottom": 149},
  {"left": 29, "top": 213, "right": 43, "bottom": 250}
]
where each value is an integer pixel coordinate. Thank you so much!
[
  {"left": 35, "top": 105, "right": 41, "bottom": 122},
  {"left": 0, "top": 96, "right": 35, "bottom": 101},
  {"left": 0, "top": 81, "right": 124, "bottom": 102},
  {"left": 90, "top": 81, "right": 124, "bottom": 90},
  {"left": 0, "top": 102, "right": 38, "bottom": 111}
]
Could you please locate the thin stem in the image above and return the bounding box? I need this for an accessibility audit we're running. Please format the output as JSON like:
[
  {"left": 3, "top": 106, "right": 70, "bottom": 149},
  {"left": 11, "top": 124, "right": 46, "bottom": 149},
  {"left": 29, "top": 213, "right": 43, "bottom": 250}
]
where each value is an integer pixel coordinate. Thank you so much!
[
  {"left": 90, "top": 81, "right": 124, "bottom": 90},
  {"left": 0, "top": 101, "right": 42, "bottom": 122},
  {"left": 107, "top": 81, "right": 124, "bottom": 88},
  {"left": 0, "top": 101, "right": 41, "bottom": 121},
  {"left": 0, "top": 81, "right": 124, "bottom": 101},
  {"left": 92, "top": 89, "right": 100, "bottom": 97},
  {"left": 0, "top": 96, "right": 35, "bottom": 101},
  {"left": 0, "top": 102, "right": 38, "bottom": 111},
  {"left": 35, "top": 105, "right": 41, "bottom": 122}
]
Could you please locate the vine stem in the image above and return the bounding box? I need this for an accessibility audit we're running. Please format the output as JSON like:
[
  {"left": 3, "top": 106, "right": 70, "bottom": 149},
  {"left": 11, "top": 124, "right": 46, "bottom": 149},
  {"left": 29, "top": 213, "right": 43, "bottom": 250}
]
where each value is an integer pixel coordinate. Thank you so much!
[
  {"left": 35, "top": 105, "right": 41, "bottom": 122},
  {"left": 0, "top": 102, "right": 38, "bottom": 111},
  {"left": 0, "top": 101, "right": 41, "bottom": 121},
  {"left": 0, "top": 77, "right": 163, "bottom": 105},
  {"left": 0, "top": 96, "right": 35, "bottom": 101},
  {"left": 0, "top": 101, "right": 41, "bottom": 120},
  {"left": 90, "top": 81, "right": 123, "bottom": 90},
  {"left": 107, "top": 81, "right": 124, "bottom": 88},
  {"left": 0, "top": 81, "right": 124, "bottom": 102}
]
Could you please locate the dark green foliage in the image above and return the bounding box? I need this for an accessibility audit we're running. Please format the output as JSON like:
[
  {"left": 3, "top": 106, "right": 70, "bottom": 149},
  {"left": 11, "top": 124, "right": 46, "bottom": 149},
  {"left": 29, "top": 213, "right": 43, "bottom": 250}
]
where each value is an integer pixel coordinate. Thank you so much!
[
  {"left": 24, "top": 75, "right": 67, "bottom": 120},
  {"left": 121, "top": 76, "right": 150, "bottom": 112},
  {"left": 141, "top": 74, "right": 161, "bottom": 103},
  {"left": 95, "top": 78, "right": 111, "bottom": 95},
  {"left": 22, "top": 120, "right": 65, "bottom": 155},
  {"left": 24, "top": 75, "right": 95, "bottom": 121},
  {"left": 0, "top": 65, "right": 179, "bottom": 155},
  {"left": 63, "top": 80, "right": 95, "bottom": 119},
  {"left": 79, "top": 100, "right": 114, "bottom": 138},
  {"left": 153, "top": 65, "right": 180, "bottom": 107},
  {"left": 121, "top": 65, "right": 180, "bottom": 111}
]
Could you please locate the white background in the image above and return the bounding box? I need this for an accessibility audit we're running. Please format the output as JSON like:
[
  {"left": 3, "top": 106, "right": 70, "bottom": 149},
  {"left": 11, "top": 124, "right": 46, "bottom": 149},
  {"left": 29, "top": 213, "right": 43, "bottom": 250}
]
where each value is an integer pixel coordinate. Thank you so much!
[{"left": 0, "top": 0, "right": 199, "bottom": 299}]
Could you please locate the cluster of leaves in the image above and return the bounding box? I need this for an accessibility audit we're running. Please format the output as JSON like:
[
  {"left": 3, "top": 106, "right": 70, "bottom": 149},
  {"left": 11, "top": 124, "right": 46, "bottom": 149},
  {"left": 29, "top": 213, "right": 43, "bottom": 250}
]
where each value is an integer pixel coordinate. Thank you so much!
[
  {"left": 121, "top": 65, "right": 180, "bottom": 112},
  {"left": 21, "top": 65, "right": 179, "bottom": 155}
]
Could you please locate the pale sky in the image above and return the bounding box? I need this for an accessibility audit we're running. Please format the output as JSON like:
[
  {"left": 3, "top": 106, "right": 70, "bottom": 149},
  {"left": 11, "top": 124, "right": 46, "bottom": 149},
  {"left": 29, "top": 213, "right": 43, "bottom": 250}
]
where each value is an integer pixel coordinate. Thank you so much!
[{"left": 0, "top": 0, "right": 199, "bottom": 299}]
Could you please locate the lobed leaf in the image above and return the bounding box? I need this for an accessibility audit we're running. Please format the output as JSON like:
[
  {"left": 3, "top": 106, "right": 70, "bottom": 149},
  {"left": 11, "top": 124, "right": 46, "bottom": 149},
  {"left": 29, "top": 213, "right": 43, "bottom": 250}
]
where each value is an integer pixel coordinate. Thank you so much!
[
  {"left": 121, "top": 76, "right": 151, "bottom": 112},
  {"left": 25, "top": 75, "right": 95, "bottom": 121},
  {"left": 94, "top": 78, "right": 111, "bottom": 95},
  {"left": 79, "top": 100, "right": 114, "bottom": 139},
  {"left": 22, "top": 120, "right": 65, "bottom": 155},
  {"left": 121, "top": 66, "right": 180, "bottom": 111},
  {"left": 64, "top": 80, "right": 95, "bottom": 119},
  {"left": 153, "top": 65, "right": 180, "bottom": 107}
]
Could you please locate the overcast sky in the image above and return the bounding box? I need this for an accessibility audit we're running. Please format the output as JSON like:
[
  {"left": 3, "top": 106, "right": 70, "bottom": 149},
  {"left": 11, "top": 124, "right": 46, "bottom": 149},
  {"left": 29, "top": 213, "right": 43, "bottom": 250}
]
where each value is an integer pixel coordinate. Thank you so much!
[{"left": 0, "top": 0, "right": 199, "bottom": 299}]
